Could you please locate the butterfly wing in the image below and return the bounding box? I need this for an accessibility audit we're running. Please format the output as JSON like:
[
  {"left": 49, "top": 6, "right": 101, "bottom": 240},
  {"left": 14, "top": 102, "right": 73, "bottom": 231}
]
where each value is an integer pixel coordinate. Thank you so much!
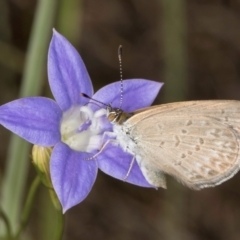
[{"left": 127, "top": 100, "right": 240, "bottom": 190}]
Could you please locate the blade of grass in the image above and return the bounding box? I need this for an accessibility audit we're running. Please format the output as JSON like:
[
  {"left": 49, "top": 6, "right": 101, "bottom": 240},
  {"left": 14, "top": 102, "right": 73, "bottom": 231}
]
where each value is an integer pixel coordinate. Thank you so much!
[{"left": 1, "top": 0, "right": 58, "bottom": 235}]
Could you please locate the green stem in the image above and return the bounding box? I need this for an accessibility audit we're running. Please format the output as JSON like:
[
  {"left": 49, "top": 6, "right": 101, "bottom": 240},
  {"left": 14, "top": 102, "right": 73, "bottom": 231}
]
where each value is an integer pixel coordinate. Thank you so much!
[
  {"left": 14, "top": 176, "right": 41, "bottom": 240},
  {"left": 1, "top": 0, "right": 58, "bottom": 235},
  {"left": 161, "top": 0, "right": 188, "bottom": 239},
  {"left": 54, "top": 210, "right": 65, "bottom": 240},
  {"left": 0, "top": 207, "right": 12, "bottom": 239},
  {"left": 162, "top": 0, "right": 188, "bottom": 102}
]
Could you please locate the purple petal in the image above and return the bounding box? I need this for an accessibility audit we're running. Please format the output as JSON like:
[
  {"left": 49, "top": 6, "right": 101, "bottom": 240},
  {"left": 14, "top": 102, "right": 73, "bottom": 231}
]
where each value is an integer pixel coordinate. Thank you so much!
[
  {"left": 50, "top": 142, "right": 98, "bottom": 212},
  {"left": 97, "top": 143, "right": 153, "bottom": 187},
  {"left": 92, "top": 79, "right": 163, "bottom": 112},
  {"left": 48, "top": 30, "right": 93, "bottom": 111},
  {"left": 0, "top": 97, "right": 61, "bottom": 146}
]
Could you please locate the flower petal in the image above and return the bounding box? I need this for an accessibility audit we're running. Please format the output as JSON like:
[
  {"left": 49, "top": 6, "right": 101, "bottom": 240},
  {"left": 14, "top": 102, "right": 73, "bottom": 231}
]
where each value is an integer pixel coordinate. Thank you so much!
[
  {"left": 50, "top": 142, "right": 98, "bottom": 212},
  {"left": 48, "top": 30, "right": 93, "bottom": 111},
  {"left": 97, "top": 143, "right": 153, "bottom": 187},
  {"left": 92, "top": 79, "right": 163, "bottom": 112},
  {"left": 0, "top": 97, "right": 61, "bottom": 146}
]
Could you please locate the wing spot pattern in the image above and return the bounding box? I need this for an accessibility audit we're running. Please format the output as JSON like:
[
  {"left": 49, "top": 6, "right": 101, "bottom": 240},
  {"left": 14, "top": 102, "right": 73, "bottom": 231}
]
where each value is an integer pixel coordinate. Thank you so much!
[
  {"left": 194, "top": 175, "right": 203, "bottom": 180},
  {"left": 209, "top": 129, "right": 222, "bottom": 138},
  {"left": 218, "top": 162, "right": 231, "bottom": 171},
  {"left": 175, "top": 135, "right": 180, "bottom": 147},
  {"left": 159, "top": 141, "right": 165, "bottom": 147},
  {"left": 195, "top": 145, "right": 200, "bottom": 151},
  {"left": 208, "top": 169, "right": 219, "bottom": 176},
  {"left": 188, "top": 151, "right": 193, "bottom": 155},
  {"left": 186, "top": 120, "right": 192, "bottom": 126},
  {"left": 174, "top": 160, "right": 181, "bottom": 166}
]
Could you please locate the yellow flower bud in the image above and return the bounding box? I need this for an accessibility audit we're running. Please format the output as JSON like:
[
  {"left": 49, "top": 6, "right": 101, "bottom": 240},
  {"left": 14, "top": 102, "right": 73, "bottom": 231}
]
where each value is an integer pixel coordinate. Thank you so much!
[
  {"left": 32, "top": 145, "right": 53, "bottom": 188},
  {"left": 32, "top": 145, "right": 62, "bottom": 211}
]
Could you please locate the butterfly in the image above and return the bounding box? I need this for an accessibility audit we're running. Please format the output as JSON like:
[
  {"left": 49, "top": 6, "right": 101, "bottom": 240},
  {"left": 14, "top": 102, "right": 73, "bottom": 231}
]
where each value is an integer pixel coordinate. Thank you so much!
[{"left": 107, "top": 100, "right": 240, "bottom": 190}]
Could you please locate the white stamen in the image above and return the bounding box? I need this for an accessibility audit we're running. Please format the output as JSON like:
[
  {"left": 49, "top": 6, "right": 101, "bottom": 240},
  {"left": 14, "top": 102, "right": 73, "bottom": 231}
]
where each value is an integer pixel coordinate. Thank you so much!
[{"left": 60, "top": 106, "right": 107, "bottom": 152}]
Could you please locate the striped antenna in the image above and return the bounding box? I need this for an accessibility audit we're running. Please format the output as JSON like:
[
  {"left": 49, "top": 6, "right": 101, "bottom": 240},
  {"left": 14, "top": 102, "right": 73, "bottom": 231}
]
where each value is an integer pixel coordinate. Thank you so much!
[
  {"left": 80, "top": 93, "right": 109, "bottom": 107},
  {"left": 118, "top": 45, "right": 123, "bottom": 109}
]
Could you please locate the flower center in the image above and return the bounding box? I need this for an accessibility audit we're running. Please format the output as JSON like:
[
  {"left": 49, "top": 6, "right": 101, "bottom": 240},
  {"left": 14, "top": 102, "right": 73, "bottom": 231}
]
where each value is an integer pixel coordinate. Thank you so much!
[{"left": 60, "top": 106, "right": 107, "bottom": 152}]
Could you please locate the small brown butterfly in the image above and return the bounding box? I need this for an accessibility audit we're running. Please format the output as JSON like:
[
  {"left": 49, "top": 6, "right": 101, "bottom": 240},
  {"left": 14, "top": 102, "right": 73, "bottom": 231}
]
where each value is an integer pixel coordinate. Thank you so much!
[{"left": 107, "top": 100, "right": 240, "bottom": 190}]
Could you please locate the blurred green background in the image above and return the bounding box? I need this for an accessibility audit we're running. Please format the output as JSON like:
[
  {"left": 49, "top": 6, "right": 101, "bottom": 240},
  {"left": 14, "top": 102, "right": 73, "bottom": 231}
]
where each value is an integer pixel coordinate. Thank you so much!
[{"left": 0, "top": 0, "right": 240, "bottom": 239}]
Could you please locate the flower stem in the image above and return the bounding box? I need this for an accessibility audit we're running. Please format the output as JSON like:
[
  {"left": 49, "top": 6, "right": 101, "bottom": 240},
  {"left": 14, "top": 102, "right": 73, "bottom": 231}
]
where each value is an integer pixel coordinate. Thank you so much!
[
  {"left": 14, "top": 176, "right": 41, "bottom": 240},
  {"left": 54, "top": 210, "right": 65, "bottom": 240},
  {"left": 0, "top": 207, "right": 12, "bottom": 239},
  {"left": 0, "top": 0, "right": 58, "bottom": 235}
]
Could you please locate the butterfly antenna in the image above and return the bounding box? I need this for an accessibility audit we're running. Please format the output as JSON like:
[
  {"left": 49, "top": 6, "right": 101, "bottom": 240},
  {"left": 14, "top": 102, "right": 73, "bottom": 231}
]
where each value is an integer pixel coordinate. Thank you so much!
[
  {"left": 118, "top": 45, "right": 123, "bottom": 109},
  {"left": 80, "top": 93, "right": 108, "bottom": 107}
]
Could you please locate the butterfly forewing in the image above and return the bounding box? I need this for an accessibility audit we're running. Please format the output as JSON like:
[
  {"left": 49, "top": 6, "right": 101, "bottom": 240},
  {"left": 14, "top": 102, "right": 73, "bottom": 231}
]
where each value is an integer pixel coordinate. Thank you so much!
[{"left": 126, "top": 100, "right": 240, "bottom": 189}]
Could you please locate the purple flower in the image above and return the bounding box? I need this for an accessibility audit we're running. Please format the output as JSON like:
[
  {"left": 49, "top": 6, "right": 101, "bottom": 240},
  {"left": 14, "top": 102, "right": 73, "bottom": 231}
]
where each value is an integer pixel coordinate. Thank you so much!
[{"left": 0, "top": 30, "right": 163, "bottom": 212}]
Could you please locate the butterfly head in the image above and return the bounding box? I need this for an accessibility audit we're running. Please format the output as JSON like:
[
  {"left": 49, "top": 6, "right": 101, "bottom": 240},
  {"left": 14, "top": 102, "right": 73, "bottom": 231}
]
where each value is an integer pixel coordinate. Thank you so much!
[
  {"left": 107, "top": 105, "right": 133, "bottom": 125},
  {"left": 107, "top": 105, "right": 124, "bottom": 124}
]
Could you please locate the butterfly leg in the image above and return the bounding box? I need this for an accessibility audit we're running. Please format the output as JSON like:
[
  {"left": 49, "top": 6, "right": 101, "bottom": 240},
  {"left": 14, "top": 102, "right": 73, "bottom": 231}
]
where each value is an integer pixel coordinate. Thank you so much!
[
  {"left": 84, "top": 138, "right": 118, "bottom": 160},
  {"left": 84, "top": 129, "right": 118, "bottom": 160},
  {"left": 101, "top": 131, "right": 117, "bottom": 146},
  {"left": 123, "top": 156, "right": 135, "bottom": 181}
]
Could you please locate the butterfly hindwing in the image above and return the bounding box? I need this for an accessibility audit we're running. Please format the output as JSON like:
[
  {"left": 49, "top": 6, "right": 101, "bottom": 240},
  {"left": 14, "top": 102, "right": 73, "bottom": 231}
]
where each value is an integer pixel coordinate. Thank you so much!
[{"left": 126, "top": 100, "right": 240, "bottom": 189}]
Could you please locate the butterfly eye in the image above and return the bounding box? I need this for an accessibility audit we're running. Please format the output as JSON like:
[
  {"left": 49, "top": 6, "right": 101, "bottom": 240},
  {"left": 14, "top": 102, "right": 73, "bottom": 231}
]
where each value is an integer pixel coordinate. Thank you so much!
[{"left": 107, "top": 112, "right": 117, "bottom": 123}]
